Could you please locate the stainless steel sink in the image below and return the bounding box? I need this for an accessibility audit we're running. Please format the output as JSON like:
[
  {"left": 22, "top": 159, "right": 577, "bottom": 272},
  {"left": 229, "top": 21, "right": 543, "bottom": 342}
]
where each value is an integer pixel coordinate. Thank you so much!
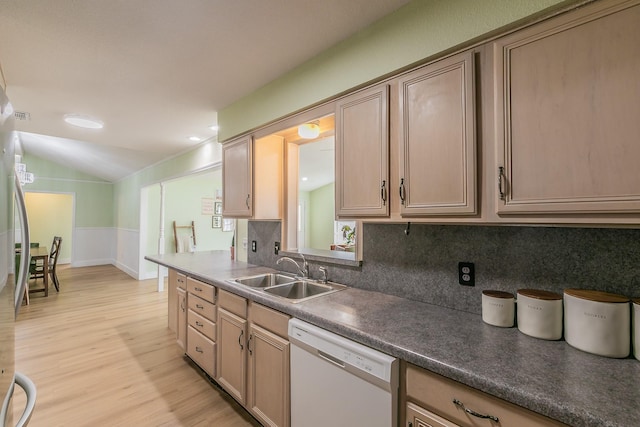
[
  {"left": 230, "top": 272, "right": 346, "bottom": 302},
  {"left": 230, "top": 273, "right": 296, "bottom": 288},
  {"left": 263, "top": 280, "right": 346, "bottom": 303}
]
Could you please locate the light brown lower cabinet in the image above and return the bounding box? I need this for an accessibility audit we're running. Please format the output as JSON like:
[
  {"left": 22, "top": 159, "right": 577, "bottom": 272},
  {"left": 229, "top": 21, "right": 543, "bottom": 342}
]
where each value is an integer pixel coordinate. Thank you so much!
[
  {"left": 185, "top": 277, "right": 217, "bottom": 378},
  {"left": 247, "top": 301, "right": 290, "bottom": 427},
  {"left": 404, "top": 363, "right": 567, "bottom": 427},
  {"left": 217, "top": 307, "right": 247, "bottom": 404},
  {"left": 215, "top": 291, "right": 291, "bottom": 427},
  {"left": 176, "top": 287, "right": 187, "bottom": 350}
]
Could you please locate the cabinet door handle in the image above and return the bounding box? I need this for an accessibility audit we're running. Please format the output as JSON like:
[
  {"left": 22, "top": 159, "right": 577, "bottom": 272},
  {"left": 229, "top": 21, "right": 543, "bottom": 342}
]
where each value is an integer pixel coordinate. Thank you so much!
[
  {"left": 452, "top": 399, "right": 499, "bottom": 423},
  {"left": 195, "top": 346, "right": 203, "bottom": 353},
  {"left": 238, "top": 329, "right": 244, "bottom": 350},
  {"left": 498, "top": 166, "right": 506, "bottom": 200},
  {"left": 381, "top": 180, "right": 387, "bottom": 206},
  {"left": 399, "top": 178, "right": 406, "bottom": 205},
  {"left": 248, "top": 333, "right": 253, "bottom": 355},
  {"left": 245, "top": 194, "right": 250, "bottom": 209},
  {"left": 196, "top": 321, "right": 203, "bottom": 327}
]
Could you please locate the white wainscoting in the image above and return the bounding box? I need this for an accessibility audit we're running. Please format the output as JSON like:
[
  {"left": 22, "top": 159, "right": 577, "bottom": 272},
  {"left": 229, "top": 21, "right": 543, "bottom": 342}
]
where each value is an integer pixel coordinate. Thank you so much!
[
  {"left": 115, "top": 228, "right": 139, "bottom": 279},
  {"left": 72, "top": 227, "right": 116, "bottom": 268}
]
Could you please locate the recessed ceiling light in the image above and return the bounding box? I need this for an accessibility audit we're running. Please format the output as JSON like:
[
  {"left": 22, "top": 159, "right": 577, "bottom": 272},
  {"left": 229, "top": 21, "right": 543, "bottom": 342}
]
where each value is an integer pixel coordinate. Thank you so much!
[
  {"left": 189, "top": 136, "right": 202, "bottom": 142},
  {"left": 209, "top": 125, "right": 219, "bottom": 132},
  {"left": 64, "top": 114, "right": 104, "bottom": 129},
  {"left": 301, "top": 177, "right": 308, "bottom": 181}
]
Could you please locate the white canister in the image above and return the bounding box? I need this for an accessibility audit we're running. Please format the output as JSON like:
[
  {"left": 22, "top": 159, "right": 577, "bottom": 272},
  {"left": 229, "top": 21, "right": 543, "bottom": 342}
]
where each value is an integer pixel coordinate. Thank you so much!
[
  {"left": 517, "top": 289, "right": 563, "bottom": 340},
  {"left": 482, "top": 290, "right": 515, "bottom": 327},
  {"left": 633, "top": 298, "right": 640, "bottom": 361},
  {"left": 564, "top": 289, "right": 630, "bottom": 358}
]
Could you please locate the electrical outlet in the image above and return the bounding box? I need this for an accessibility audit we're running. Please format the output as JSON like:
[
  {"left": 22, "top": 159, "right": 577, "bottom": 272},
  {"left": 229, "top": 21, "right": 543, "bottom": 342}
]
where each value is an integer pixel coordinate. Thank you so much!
[
  {"left": 458, "top": 262, "right": 475, "bottom": 286},
  {"left": 251, "top": 240, "right": 257, "bottom": 252},
  {"left": 274, "top": 241, "right": 280, "bottom": 255}
]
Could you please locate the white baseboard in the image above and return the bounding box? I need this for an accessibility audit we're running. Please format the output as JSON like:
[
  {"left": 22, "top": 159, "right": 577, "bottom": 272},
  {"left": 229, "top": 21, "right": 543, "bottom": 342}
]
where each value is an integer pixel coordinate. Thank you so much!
[{"left": 115, "top": 260, "right": 138, "bottom": 279}]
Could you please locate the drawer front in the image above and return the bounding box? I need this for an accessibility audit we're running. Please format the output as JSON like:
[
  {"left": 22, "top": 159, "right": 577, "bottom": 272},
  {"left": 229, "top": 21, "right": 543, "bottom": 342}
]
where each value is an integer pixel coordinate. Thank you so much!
[
  {"left": 405, "top": 364, "right": 567, "bottom": 427},
  {"left": 187, "top": 326, "right": 216, "bottom": 377},
  {"left": 176, "top": 273, "right": 187, "bottom": 290},
  {"left": 407, "top": 402, "right": 458, "bottom": 427},
  {"left": 218, "top": 289, "right": 247, "bottom": 318},
  {"left": 188, "top": 294, "right": 216, "bottom": 321},
  {"left": 188, "top": 309, "right": 216, "bottom": 341},
  {"left": 248, "top": 301, "right": 290, "bottom": 338},
  {"left": 187, "top": 277, "right": 215, "bottom": 303}
]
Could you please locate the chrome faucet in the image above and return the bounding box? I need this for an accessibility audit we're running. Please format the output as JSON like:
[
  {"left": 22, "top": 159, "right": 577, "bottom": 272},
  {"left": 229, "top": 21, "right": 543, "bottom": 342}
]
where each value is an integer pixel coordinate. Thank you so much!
[{"left": 277, "top": 254, "right": 309, "bottom": 278}]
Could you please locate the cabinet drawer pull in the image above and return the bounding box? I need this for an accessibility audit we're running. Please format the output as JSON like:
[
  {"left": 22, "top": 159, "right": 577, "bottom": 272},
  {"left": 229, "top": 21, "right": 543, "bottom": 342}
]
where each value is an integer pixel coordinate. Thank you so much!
[
  {"left": 194, "top": 287, "right": 202, "bottom": 292},
  {"left": 399, "top": 178, "right": 406, "bottom": 205},
  {"left": 381, "top": 180, "right": 387, "bottom": 206},
  {"left": 196, "top": 321, "right": 203, "bottom": 327},
  {"left": 195, "top": 346, "right": 203, "bottom": 353},
  {"left": 238, "top": 329, "right": 244, "bottom": 350},
  {"left": 498, "top": 166, "right": 506, "bottom": 200},
  {"left": 196, "top": 304, "right": 204, "bottom": 309},
  {"left": 452, "top": 398, "right": 499, "bottom": 423}
]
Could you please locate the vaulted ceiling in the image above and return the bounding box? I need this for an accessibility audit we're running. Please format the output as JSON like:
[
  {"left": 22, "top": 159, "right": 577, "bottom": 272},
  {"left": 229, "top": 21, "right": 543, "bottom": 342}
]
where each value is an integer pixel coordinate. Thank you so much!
[{"left": 0, "top": 0, "right": 411, "bottom": 181}]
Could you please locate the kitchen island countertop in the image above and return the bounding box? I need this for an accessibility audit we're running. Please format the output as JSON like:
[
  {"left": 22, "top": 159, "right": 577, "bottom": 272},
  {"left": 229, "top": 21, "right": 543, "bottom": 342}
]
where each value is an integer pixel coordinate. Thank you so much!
[{"left": 147, "top": 251, "right": 640, "bottom": 427}]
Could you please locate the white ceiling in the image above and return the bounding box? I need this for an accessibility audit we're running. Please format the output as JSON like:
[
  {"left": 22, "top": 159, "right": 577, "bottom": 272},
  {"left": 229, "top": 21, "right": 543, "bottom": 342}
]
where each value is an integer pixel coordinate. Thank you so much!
[{"left": 0, "top": 0, "right": 411, "bottom": 182}]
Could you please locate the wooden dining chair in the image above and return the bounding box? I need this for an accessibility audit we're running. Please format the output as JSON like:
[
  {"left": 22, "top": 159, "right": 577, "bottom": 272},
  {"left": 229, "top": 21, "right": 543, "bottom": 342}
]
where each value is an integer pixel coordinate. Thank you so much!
[{"left": 49, "top": 236, "right": 62, "bottom": 292}]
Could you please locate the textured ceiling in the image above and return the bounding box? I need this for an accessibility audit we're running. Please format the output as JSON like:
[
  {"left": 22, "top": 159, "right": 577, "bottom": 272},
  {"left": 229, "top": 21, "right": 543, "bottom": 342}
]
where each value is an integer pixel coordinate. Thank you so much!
[{"left": 0, "top": 0, "right": 411, "bottom": 181}]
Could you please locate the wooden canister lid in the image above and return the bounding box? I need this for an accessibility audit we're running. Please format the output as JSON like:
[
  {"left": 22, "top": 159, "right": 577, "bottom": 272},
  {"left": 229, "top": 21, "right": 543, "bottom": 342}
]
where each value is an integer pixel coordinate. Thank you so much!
[
  {"left": 517, "top": 289, "right": 562, "bottom": 300},
  {"left": 482, "top": 290, "right": 513, "bottom": 299},
  {"left": 564, "top": 289, "right": 630, "bottom": 303}
]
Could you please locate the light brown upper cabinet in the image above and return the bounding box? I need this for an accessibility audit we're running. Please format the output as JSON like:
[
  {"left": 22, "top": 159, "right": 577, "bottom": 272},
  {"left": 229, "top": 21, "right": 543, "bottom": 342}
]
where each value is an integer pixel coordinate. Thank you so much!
[
  {"left": 223, "top": 134, "right": 284, "bottom": 219},
  {"left": 335, "top": 84, "right": 390, "bottom": 218},
  {"left": 222, "top": 136, "right": 253, "bottom": 217},
  {"left": 494, "top": 0, "right": 640, "bottom": 215},
  {"left": 397, "top": 50, "right": 477, "bottom": 216}
]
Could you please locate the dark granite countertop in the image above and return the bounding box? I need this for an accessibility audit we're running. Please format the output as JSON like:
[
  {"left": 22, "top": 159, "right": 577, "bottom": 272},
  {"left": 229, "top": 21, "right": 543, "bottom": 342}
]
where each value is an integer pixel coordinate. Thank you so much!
[{"left": 147, "top": 251, "right": 640, "bottom": 427}]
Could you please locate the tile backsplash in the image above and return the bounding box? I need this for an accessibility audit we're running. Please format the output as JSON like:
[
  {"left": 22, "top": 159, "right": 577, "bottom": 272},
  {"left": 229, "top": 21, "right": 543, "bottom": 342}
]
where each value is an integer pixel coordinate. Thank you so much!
[{"left": 248, "top": 221, "right": 640, "bottom": 315}]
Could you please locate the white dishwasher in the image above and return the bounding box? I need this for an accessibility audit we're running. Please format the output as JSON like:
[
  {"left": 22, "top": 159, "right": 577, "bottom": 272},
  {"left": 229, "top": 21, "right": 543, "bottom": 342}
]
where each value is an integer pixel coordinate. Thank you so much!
[{"left": 288, "top": 318, "right": 398, "bottom": 427}]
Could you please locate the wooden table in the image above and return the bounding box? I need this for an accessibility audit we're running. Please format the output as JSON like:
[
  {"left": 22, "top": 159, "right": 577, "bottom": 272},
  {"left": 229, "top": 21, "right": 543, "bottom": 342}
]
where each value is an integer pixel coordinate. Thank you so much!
[{"left": 29, "top": 246, "right": 49, "bottom": 297}]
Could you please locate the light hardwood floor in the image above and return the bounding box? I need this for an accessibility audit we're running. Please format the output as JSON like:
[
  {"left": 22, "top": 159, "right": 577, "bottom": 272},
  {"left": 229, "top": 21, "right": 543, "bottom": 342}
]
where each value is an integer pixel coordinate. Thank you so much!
[{"left": 12, "top": 265, "right": 261, "bottom": 427}]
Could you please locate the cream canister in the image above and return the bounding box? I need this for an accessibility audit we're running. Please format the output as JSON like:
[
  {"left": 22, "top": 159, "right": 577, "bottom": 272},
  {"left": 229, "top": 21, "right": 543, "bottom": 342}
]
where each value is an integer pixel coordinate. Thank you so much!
[
  {"left": 517, "top": 289, "right": 563, "bottom": 340},
  {"left": 633, "top": 298, "right": 640, "bottom": 361},
  {"left": 564, "top": 289, "right": 630, "bottom": 358},
  {"left": 482, "top": 290, "right": 515, "bottom": 327}
]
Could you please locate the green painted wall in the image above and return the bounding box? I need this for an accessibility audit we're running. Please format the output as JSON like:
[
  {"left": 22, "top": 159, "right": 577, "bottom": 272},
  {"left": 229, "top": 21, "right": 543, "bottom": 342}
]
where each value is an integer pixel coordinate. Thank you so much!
[
  {"left": 114, "top": 140, "right": 221, "bottom": 230},
  {"left": 164, "top": 169, "right": 232, "bottom": 254},
  {"left": 309, "top": 183, "right": 335, "bottom": 251},
  {"left": 218, "top": 0, "right": 572, "bottom": 140},
  {"left": 22, "top": 154, "right": 113, "bottom": 228}
]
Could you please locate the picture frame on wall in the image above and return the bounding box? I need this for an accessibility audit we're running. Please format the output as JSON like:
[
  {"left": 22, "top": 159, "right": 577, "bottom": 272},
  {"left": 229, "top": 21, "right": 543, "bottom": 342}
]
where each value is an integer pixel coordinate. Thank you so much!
[
  {"left": 212, "top": 216, "right": 222, "bottom": 228},
  {"left": 222, "top": 218, "right": 235, "bottom": 232},
  {"left": 214, "top": 201, "right": 223, "bottom": 215}
]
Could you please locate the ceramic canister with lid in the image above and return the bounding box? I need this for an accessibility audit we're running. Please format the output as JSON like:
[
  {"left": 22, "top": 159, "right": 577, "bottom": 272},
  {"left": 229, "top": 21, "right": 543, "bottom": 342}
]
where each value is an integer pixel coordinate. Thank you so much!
[
  {"left": 633, "top": 298, "right": 640, "bottom": 361},
  {"left": 482, "top": 290, "right": 514, "bottom": 327},
  {"left": 564, "top": 289, "right": 630, "bottom": 358},
  {"left": 517, "top": 289, "right": 563, "bottom": 340}
]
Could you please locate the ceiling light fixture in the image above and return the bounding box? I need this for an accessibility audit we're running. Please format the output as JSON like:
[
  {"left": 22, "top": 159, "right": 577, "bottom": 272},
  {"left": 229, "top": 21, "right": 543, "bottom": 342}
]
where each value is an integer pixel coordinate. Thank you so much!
[
  {"left": 209, "top": 125, "right": 219, "bottom": 132},
  {"left": 298, "top": 121, "right": 320, "bottom": 139},
  {"left": 63, "top": 114, "right": 104, "bottom": 129},
  {"left": 189, "top": 136, "right": 202, "bottom": 142}
]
